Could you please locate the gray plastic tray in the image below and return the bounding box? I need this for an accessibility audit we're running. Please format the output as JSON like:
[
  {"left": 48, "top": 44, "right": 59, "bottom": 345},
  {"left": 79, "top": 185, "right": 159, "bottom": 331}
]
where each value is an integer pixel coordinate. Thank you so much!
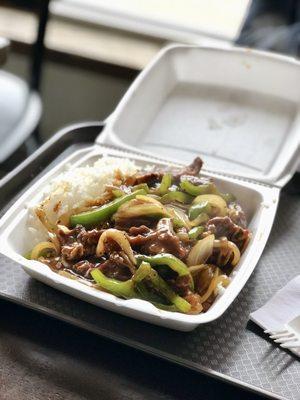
[{"left": 0, "top": 123, "right": 299, "bottom": 400}]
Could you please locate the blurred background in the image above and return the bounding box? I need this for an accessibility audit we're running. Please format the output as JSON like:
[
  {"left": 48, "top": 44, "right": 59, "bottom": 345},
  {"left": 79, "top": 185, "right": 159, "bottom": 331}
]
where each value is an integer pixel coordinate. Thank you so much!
[{"left": 0, "top": 0, "right": 299, "bottom": 176}]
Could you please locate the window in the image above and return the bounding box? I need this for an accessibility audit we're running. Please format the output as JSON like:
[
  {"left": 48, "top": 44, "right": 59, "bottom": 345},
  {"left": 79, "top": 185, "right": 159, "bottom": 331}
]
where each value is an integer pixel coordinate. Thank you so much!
[{"left": 51, "top": 0, "right": 250, "bottom": 44}]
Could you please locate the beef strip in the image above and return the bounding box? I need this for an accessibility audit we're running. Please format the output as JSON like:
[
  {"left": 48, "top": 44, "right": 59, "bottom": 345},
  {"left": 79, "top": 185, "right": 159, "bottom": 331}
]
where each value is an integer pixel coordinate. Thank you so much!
[
  {"left": 128, "top": 225, "right": 151, "bottom": 236},
  {"left": 173, "top": 157, "right": 203, "bottom": 181},
  {"left": 99, "top": 252, "right": 132, "bottom": 281},
  {"left": 94, "top": 236, "right": 135, "bottom": 281},
  {"left": 128, "top": 219, "right": 189, "bottom": 259},
  {"left": 115, "top": 218, "right": 157, "bottom": 231},
  {"left": 169, "top": 275, "right": 191, "bottom": 297},
  {"left": 56, "top": 225, "right": 135, "bottom": 281},
  {"left": 184, "top": 292, "right": 203, "bottom": 314},
  {"left": 125, "top": 171, "right": 164, "bottom": 186},
  {"left": 57, "top": 225, "right": 83, "bottom": 246},
  {"left": 61, "top": 243, "right": 86, "bottom": 261},
  {"left": 57, "top": 225, "right": 102, "bottom": 262},
  {"left": 72, "top": 260, "right": 96, "bottom": 278},
  {"left": 124, "top": 157, "right": 203, "bottom": 186},
  {"left": 77, "top": 228, "right": 103, "bottom": 246},
  {"left": 40, "top": 257, "right": 64, "bottom": 271},
  {"left": 205, "top": 216, "right": 251, "bottom": 252},
  {"left": 201, "top": 295, "right": 215, "bottom": 312}
]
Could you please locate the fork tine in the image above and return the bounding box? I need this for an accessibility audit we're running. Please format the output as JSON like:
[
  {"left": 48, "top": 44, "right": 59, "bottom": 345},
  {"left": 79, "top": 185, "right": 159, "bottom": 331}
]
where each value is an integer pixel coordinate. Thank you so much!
[
  {"left": 269, "top": 332, "right": 292, "bottom": 339},
  {"left": 274, "top": 335, "right": 297, "bottom": 344},
  {"left": 265, "top": 328, "right": 287, "bottom": 335},
  {"left": 280, "top": 341, "right": 300, "bottom": 349},
  {"left": 264, "top": 329, "right": 273, "bottom": 334}
]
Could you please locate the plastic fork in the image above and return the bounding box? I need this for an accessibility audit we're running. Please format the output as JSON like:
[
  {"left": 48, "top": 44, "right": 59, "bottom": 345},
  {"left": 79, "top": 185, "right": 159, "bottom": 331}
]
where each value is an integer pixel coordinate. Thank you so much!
[{"left": 264, "top": 316, "right": 300, "bottom": 350}]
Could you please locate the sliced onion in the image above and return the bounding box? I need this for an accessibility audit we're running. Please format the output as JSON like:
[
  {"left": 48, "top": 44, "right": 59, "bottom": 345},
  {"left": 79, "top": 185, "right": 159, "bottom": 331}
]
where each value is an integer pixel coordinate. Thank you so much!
[
  {"left": 96, "top": 228, "right": 136, "bottom": 269},
  {"left": 147, "top": 194, "right": 162, "bottom": 201},
  {"left": 189, "top": 212, "right": 209, "bottom": 227},
  {"left": 165, "top": 205, "right": 191, "bottom": 229},
  {"left": 213, "top": 239, "right": 240, "bottom": 267},
  {"left": 192, "top": 194, "right": 227, "bottom": 217},
  {"left": 199, "top": 267, "right": 219, "bottom": 303},
  {"left": 188, "top": 264, "right": 209, "bottom": 276},
  {"left": 176, "top": 230, "right": 189, "bottom": 241},
  {"left": 195, "top": 265, "right": 214, "bottom": 294},
  {"left": 30, "top": 241, "right": 57, "bottom": 260},
  {"left": 48, "top": 232, "right": 61, "bottom": 253},
  {"left": 57, "top": 224, "right": 71, "bottom": 234},
  {"left": 119, "top": 250, "right": 133, "bottom": 267},
  {"left": 213, "top": 268, "right": 231, "bottom": 296},
  {"left": 56, "top": 212, "right": 72, "bottom": 226},
  {"left": 135, "top": 194, "right": 161, "bottom": 205},
  {"left": 114, "top": 195, "right": 169, "bottom": 221},
  {"left": 213, "top": 238, "right": 231, "bottom": 266},
  {"left": 187, "top": 234, "right": 215, "bottom": 266},
  {"left": 35, "top": 207, "right": 57, "bottom": 233},
  {"left": 217, "top": 275, "right": 230, "bottom": 287},
  {"left": 227, "top": 241, "right": 240, "bottom": 266}
]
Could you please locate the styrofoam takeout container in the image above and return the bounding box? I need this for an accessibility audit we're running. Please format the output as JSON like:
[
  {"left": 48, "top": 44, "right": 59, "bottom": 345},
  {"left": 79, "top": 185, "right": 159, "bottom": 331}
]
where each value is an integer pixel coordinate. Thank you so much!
[{"left": 0, "top": 45, "right": 300, "bottom": 331}]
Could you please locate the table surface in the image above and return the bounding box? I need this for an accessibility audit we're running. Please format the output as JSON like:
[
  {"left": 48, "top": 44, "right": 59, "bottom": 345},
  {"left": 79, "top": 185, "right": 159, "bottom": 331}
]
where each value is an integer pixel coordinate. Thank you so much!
[
  {"left": 1, "top": 126, "right": 300, "bottom": 400},
  {"left": 0, "top": 299, "right": 265, "bottom": 400},
  {"left": 0, "top": 2, "right": 244, "bottom": 71}
]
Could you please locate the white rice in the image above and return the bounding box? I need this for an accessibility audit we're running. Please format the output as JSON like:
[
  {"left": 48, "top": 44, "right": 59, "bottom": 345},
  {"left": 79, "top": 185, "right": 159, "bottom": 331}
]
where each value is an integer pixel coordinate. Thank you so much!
[{"left": 27, "top": 156, "right": 139, "bottom": 243}]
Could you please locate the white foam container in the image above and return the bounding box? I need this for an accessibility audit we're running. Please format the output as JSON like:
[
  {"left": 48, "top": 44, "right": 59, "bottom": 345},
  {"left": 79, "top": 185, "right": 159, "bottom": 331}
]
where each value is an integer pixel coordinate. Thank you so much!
[{"left": 0, "top": 45, "right": 300, "bottom": 331}]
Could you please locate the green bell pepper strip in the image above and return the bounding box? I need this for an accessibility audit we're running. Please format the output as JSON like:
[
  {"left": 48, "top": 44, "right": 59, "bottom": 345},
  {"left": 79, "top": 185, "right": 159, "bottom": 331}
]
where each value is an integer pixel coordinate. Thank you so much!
[
  {"left": 135, "top": 282, "right": 167, "bottom": 304},
  {"left": 180, "top": 180, "right": 215, "bottom": 196},
  {"left": 135, "top": 253, "right": 194, "bottom": 290},
  {"left": 204, "top": 182, "right": 236, "bottom": 204},
  {"left": 133, "top": 261, "right": 152, "bottom": 283},
  {"left": 219, "top": 192, "right": 236, "bottom": 204},
  {"left": 112, "top": 189, "right": 124, "bottom": 198},
  {"left": 135, "top": 262, "right": 191, "bottom": 313},
  {"left": 189, "top": 212, "right": 209, "bottom": 227},
  {"left": 161, "top": 191, "right": 193, "bottom": 204},
  {"left": 132, "top": 183, "right": 150, "bottom": 193},
  {"left": 92, "top": 263, "right": 189, "bottom": 313},
  {"left": 24, "top": 251, "right": 32, "bottom": 260},
  {"left": 135, "top": 266, "right": 186, "bottom": 312},
  {"left": 70, "top": 188, "right": 146, "bottom": 227},
  {"left": 189, "top": 201, "right": 211, "bottom": 220},
  {"left": 134, "top": 263, "right": 174, "bottom": 305},
  {"left": 188, "top": 226, "right": 204, "bottom": 240},
  {"left": 91, "top": 269, "right": 137, "bottom": 299},
  {"left": 172, "top": 216, "right": 187, "bottom": 229},
  {"left": 156, "top": 173, "right": 172, "bottom": 195},
  {"left": 146, "top": 265, "right": 191, "bottom": 313},
  {"left": 136, "top": 282, "right": 179, "bottom": 312},
  {"left": 165, "top": 206, "right": 190, "bottom": 229}
]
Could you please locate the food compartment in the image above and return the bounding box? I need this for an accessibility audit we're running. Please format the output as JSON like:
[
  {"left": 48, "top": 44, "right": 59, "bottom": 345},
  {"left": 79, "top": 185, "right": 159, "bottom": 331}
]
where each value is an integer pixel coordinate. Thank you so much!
[{"left": 0, "top": 146, "right": 278, "bottom": 330}]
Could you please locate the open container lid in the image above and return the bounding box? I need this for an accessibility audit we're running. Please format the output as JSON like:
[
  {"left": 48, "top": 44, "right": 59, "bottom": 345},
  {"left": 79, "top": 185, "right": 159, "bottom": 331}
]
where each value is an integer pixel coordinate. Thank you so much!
[{"left": 97, "top": 45, "right": 300, "bottom": 187}]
